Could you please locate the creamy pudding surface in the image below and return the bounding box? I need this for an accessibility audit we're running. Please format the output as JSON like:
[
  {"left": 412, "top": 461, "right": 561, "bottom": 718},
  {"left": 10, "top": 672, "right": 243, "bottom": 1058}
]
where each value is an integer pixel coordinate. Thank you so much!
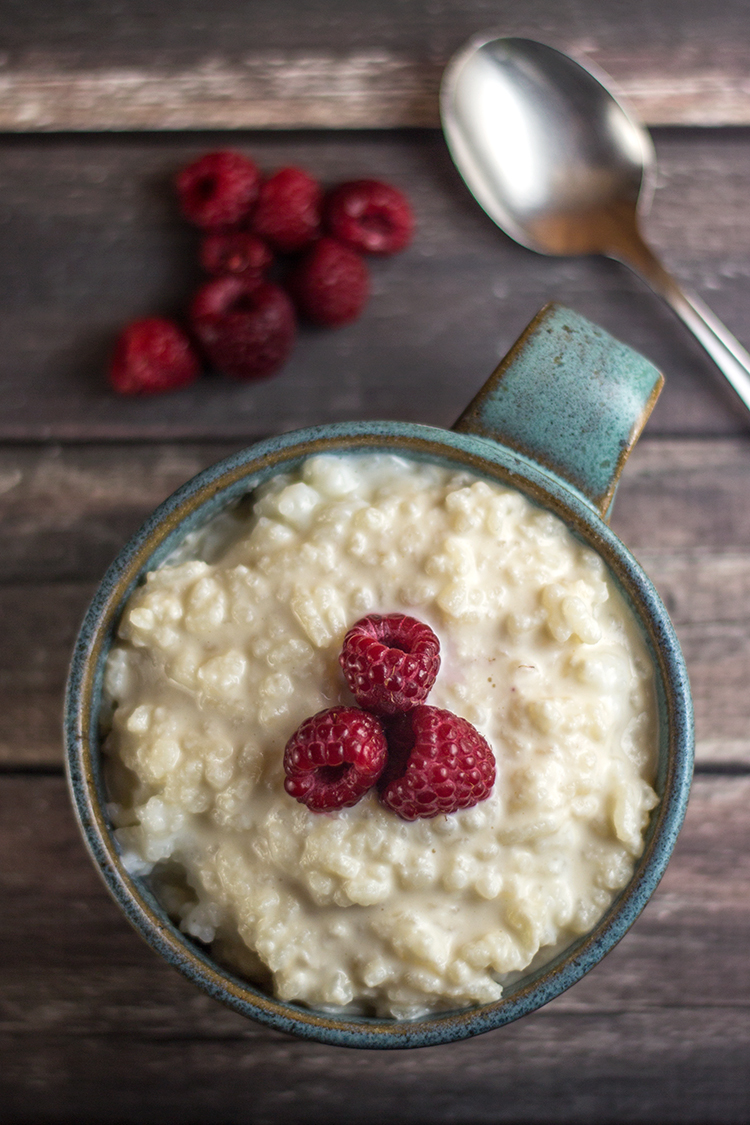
[{"left": 104, "top": 453, "right": 659, "bottom": 1018}]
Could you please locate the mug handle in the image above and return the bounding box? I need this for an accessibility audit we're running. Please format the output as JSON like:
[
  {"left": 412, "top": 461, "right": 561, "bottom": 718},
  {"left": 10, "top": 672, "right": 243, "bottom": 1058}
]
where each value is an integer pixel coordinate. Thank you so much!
[{"left": 453, "top": 304, "right": 664, "bottom": 521}]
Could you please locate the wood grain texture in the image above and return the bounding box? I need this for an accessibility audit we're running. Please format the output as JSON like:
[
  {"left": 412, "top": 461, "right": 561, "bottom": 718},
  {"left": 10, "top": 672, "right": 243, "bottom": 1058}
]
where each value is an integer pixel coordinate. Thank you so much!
[
  {"left": 4, "top": 57, "right": 750, "bottom": 131},
  {"left": 2, "top": 129, "right": 750, "bottom": 441},
  {"left": 2, "top": 437, "right": 750, "bottom": 767},
  {"left": 2, "top": 0, "right": 748, "bottom": 64},
  {"left": 1, "top": 773, "right": 748, "bottom": 1122},
  {"left": 1, "top": 0, "right": 750, "bottom": 128}
]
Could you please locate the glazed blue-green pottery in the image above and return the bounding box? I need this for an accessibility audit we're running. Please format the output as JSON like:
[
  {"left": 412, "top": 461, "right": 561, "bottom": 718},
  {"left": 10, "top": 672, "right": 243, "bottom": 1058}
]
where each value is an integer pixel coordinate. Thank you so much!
[{"left": 65, "top": 304, "right": 693, "bottom": 1049}]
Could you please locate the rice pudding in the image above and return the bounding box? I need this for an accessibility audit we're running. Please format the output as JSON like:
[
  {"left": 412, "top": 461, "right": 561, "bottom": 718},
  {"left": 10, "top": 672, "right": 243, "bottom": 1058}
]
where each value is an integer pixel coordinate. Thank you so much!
[{"left": 103, "top": 452, "right": 659, "bottom": 1019}]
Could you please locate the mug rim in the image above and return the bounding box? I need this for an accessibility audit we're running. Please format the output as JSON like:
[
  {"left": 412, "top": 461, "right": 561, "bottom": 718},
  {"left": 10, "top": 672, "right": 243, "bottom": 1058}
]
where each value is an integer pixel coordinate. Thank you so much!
[{"left": 65, "top": 419, "right": 694, "bottom": 1049}]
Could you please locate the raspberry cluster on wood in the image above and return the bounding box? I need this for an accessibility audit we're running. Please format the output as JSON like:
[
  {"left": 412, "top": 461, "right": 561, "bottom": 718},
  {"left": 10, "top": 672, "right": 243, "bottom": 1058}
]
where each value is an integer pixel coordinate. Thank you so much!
[
  {"left": 284, "top": 612, "right": 496, "bottom": 819},
  {"left": 324, "top": 179, "right": 414, "bottom": 255},
  {"left": 190, "top": 276, "right": 296, "bottom": 380},
  {"left": 288, "top": 238, "right": 370, "bottom": 327},
  {"left": 175, "top": 150, "right": 261, "bottom": 230},
  {"left": 108, "top": 317, "right": 200, "bottom": 396},
  {"left": 109, "top": 150, "right": 414, "bottom": 393},
  {"left": 252, "top": 166, "right": 323, "bottom": 253},
  {"left": 199, "top": 231, "right": 273, "bottom": 278}
]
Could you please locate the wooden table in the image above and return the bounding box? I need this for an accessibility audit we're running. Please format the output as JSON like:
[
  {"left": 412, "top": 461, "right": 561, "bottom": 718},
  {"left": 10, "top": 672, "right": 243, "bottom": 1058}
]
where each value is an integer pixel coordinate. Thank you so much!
[{"left": 2, "top": 2, "right": 750, "bottom": 1120}]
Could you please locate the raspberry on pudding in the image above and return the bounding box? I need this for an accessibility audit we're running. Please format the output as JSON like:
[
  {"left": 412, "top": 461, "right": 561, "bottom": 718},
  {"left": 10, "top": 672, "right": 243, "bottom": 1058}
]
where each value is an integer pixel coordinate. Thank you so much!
[
  {"left": 379, "top": 706, "right": 496, "bottom": 820},
  {"left": 339, "top": 613, "right": 440, "bottom": 715},
  {"left": 283, "top": 707, "right": 387, "bottom": 812}
]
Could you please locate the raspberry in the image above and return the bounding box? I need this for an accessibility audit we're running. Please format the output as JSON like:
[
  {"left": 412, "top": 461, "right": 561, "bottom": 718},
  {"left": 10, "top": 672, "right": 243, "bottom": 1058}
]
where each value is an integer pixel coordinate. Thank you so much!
[
  {"left": 190, "top": 276, "right": 296, "bottom": 380},
  {"left": 339, "top": 614, "right": 440, "bottom": 715},
  {"left": 108, "top": 317, "right": 201, "bottom": 396},
  {"left": 200, "top": 231, "right": 273, "bottom": 278},
  {"left": 175, "top": 151, "right": 261, "bottom": 230},
  {"left": 324, "top": 179, "right": 414, "bottom": 255},
  {"left": 379, "top": 706, "right": 496, "bottom": 821},
  {"left": 284, "top": 707, "right": 388, "bottom": 812},
  {"left": 288, "top": 237, "right": 369, "bottom": 327},
  {"left": 251, "top": 167, "right": 322, "bottom": 252}
]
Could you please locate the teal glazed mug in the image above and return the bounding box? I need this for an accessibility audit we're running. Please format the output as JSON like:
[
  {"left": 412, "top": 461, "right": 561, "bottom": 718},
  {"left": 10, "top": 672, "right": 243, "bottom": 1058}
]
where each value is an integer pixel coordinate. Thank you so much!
[{"left": 65, "top": 304, "right": 694, "bottom": 1049}]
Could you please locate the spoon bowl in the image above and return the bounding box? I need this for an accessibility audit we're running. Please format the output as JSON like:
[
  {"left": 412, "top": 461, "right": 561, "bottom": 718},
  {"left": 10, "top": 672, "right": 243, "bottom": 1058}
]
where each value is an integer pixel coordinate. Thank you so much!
[{"left": 441, "top": 34, "right": 750, "bottom": 414}]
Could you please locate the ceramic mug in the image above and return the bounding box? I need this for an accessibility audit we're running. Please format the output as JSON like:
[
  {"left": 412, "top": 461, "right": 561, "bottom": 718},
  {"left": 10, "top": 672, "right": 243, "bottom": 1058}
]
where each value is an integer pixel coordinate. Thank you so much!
[{"left": 65, "top": 303, "right": 694, "bottom": 1049}]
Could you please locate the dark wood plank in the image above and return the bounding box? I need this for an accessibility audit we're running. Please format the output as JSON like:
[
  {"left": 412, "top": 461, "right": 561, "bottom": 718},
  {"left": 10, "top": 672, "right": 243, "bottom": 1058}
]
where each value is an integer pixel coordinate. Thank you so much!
[
  {"left": 5, "top": 1011, "right": 750, "bottom": 1125},
  {"left": 1, "top": 774, "right": 748, "bottom": 1122},
  {"left": 0, "top": 443, "right": 238, "bottom": 584},
  {"left": 2, "top": 129, "right": 750, "bottom": 440},
  {"left": 610, "top": 437, "right": 750, "bottom": 551},
  {"left": 0, "top": 581, "right": 95, "bottom": 766},
  {"left": 1, "top": 0, "right": 750, "bottom": 128},
  {"left": 4, "top": 436, "right": 750, "bottom": 766},
  {"left": 2, "top": 0, "right": 747, "bottom": 68}
]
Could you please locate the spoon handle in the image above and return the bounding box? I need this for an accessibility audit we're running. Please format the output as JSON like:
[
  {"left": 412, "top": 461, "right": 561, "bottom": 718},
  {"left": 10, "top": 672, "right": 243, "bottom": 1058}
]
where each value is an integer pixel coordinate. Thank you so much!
[{"left": 614, "top": 230, "right": 750, "bottom": 415}]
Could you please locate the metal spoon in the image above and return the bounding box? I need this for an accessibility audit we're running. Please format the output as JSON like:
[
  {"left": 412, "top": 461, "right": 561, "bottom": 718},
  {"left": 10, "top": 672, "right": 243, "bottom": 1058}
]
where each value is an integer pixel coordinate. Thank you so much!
[{"left": 441, "top": 34, "right": 750, "bottom": 414}]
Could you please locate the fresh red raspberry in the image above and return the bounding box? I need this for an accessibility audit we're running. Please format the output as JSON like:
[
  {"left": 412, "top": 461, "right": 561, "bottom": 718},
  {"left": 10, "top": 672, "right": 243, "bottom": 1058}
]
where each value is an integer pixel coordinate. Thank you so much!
[
  {"left": 199, "top": 231, "right": 273, "bottom": 278},
  {"left": 284, "top": 707, "right": 388, "bottom": 812},
  {"left": 190, "top": 276, "right": 296, "bottom": 380},
  {"left": 339, "top": 614, "right": 440, "bottom": 715},
  {"left": 108, "top": 317, "right": 201, "bottom": 395},
  {"left": 288, "top": 237, "right": 369, "bottom": 327},
  {"left": 251, "top": 167, "right": 322, "bottom": 252},
  {"left": 175, "top": 150, "right": 261, "bottom": 230},
  {"left": 379, "top": 706, "right": 496, "bottom": 821},
  {"left": 324, "top": 179, "right": 414, "bottom": 255}
]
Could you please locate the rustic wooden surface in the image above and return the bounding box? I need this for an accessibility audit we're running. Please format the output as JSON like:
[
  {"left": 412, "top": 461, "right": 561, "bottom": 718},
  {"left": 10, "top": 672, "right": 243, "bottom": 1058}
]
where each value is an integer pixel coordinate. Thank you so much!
[
  {"left": 2, "top": 0, "right": 750, "bottom": 127},
  {"left": 4, "top": 127, "right": 750, "bottom": 440},
  {"left": 2, "top": 1, "right": 750, "bottom": 1121}
]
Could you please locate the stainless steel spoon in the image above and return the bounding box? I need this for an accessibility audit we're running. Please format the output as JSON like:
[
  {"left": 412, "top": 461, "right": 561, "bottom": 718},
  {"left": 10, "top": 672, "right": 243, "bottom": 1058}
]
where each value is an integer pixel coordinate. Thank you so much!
[{"left": 441, "top": 34, "right": 750, "bottom": 414}]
